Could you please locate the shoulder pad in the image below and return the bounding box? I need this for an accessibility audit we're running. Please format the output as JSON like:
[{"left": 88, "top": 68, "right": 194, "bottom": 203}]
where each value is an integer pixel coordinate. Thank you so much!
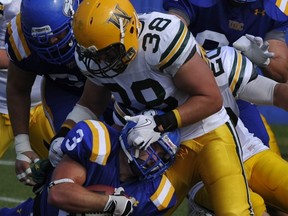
[
  {"left": 140, "top": 12, "right": 197, "bottom": 75},
  {"left": 62, "top": 120, "right": 112, "bottom": 165},
  {"left": 6, "top": 14, "right": 31, "bottom": 61},
  {"left": 265, "top": 0, "right": 288, "bottom": 20}
]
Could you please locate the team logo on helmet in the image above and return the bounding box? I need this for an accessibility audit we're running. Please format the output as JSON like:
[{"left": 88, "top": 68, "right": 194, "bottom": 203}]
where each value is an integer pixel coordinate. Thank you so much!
[
  {"left": 63, "top": 0, "right": 75, "bottom": 17},
  {"left": 108, "top": 4, "right": 132, "bottom": 30}
]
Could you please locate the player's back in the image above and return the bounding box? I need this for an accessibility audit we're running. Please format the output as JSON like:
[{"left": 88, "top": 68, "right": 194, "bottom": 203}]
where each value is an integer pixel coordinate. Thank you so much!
[{"left": 163, "top": 0, "right": 288, "bottom": 49}]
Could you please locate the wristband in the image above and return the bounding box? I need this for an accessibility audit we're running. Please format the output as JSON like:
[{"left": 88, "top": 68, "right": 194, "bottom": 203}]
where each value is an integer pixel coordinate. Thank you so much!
[
  {"left": 48, "top": 178, "right": 74, "bottom": 190},
  {"left": 153, "top": 110, "right": 179, "bottom": 132},
  {"left": 14, "top": 134, "right": 32, "bottom": 154}
]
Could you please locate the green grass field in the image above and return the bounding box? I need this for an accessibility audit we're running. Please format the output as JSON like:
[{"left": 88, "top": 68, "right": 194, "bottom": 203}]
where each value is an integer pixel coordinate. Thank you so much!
[{"left": 0, "top": 125, "right": 287, "bottom": 215}]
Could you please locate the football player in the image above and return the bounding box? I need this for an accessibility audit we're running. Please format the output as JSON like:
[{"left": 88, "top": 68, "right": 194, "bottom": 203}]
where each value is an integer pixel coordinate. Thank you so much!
[
  {"left": 0, "top": 110, "right": 181, "bottom": 216},
  {"left": 0, "top": 0, "right": 51, "bottom": 160},
  {"left": 162, "top": 0, "right": 288, "bottom": 156},
  {"left": 200, "top": 46, "right": 288, "bottom": 215},
  {"left": 5, "top": 0, "right": 88, "bottom": 185},
  {"left": 50, "top": 0, "right": 255, "bottom": 215}
]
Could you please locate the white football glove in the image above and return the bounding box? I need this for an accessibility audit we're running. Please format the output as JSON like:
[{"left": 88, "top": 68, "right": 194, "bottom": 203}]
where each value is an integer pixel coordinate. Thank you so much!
[
  {"left": 233, "top": 34, "right": 274, "bottom": 67},
  {"left": 48, "top": 137, "right": 64, "bottom": 167},
  {"left": 124, "top": 115, "right": 161, "bottom": 150},
  {"left": 104, "top": 187, "right": 136, "bottom": 216}
]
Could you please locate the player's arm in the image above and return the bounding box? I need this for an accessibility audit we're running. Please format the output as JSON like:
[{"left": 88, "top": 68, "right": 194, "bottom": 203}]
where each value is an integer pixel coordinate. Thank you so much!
[
  {"left": 7, "top": 61, "right": 39, "bottom": 185},
  {"left": 0, "top": 48, "right": 9, "bottom": 69},
  {"left": 48, "top": 155, "right": 113, "bottom": 212},
  {"left": 171, "top": 52, "right": 223, "bottom": 128},
  {"left": 7, "top": 62, "right": 36, "bottom": 136},
  {"left": 236, "top": 74, "right": 288, "bottom": 111},
  {"left": 262, "top": 38, "right": 288, "bottom": 83}
]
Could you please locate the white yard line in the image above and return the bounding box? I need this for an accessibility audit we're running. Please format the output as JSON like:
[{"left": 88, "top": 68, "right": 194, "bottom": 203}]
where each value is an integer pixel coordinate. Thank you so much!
[
  {"left": 0, "top": 160, "right": 14, "bottom": 166},
  {"left": 0, "top": 196, "right": 24, "bottom": 204},
  {"left": 0, "top": 159, "right": 25, "bottom": 204}
]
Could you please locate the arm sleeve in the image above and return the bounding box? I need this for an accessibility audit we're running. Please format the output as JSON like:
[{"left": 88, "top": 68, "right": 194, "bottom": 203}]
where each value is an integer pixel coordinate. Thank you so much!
[{"left": 236, "top": 75, "right": 277, "bottom": 105}]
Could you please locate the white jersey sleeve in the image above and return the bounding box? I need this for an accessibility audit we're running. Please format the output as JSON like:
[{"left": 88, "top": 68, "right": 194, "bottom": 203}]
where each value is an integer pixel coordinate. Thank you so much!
[
  {"left": 139, "top": 12, "right": 198, "bottom": 77},
  {"left": 0, "top": 0, "right": 21, "bottom": 48}
]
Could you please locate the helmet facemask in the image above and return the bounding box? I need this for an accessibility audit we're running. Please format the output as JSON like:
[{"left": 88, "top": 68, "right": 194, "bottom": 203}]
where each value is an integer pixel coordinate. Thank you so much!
[
  {"left": 119, "top": 109, "right": 181, "bottom": 180},
  {"left": 76, "top": 42, "right": 136, "bottom": 78},
  {"left": 21, "top": 0, "right": 78, "bottom": 65}
]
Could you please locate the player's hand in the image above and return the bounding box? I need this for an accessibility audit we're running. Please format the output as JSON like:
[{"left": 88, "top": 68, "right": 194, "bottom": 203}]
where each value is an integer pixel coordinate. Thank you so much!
[
  {"left": 31, "top": 159, "right": 53, "bottom": 194},
  {"left": 233, "top": 34, "right": 274, "bottom": 67},
  {"left": 48, "top": 137, "right": 65, "bottom": 167},
  {"left": 104, "top": 187, "right": 136, "bottom": 216},
  {"left": 14, "top": 134, "right": 39, "bottom": 186},
  {"left": 124, "top": 115, "right": 161, "bottom": 150}
]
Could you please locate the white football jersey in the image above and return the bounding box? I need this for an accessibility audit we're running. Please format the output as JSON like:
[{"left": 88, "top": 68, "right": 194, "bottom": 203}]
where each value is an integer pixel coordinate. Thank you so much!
[
  {"left": 206, "top": 46, "right": 268, "bottom": 161},
  {"left": 76, "top": 12, "right": 229, "bottom": 141}
]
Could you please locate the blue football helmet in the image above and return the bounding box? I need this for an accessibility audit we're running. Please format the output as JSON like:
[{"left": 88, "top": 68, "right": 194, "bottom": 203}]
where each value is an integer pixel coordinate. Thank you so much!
[
  {"left": 21, "top": 0, "right": 79, "bottom": 64},
  {"left": 120, "top": 110, "right": 181, "bottom": 180}
]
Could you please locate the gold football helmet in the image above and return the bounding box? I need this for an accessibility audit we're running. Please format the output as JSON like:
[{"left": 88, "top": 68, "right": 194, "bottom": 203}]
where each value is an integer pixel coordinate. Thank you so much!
[{"left": 73, "top": 0, "right": 140, "bottom": 77}]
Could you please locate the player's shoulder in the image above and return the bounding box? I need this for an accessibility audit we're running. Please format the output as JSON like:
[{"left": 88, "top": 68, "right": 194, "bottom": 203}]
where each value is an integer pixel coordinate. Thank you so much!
[
  {"left": 264, "top": 0, "right": 288, "bottom": 20},
  {"left": 62, "top": 120, "right": 119, "bottom": 165},
  {"left": 138, "top": 12, "right": 197, "bottom": 73},
  {"left": 6, "top": 14, "right": 32, "bottom": 62},
  {"left": 126, "top": 174, "right": 177, "bottom": 214}
]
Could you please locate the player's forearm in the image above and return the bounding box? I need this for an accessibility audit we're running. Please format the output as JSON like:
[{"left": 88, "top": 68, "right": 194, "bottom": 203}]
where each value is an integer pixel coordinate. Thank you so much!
[
  {"left": 273, "top": 83, "right": 288, "bottom": 111},
  {"left": 262, "top": 40, "right": 288, "bottom": 83},
  {"left": 7, "top": 88, "right": 31, "bottom": 135},
  {"left": 49, "top": 183, "right": 108, "bottom": 213},
  {"left": 176, "top": 94, "right": 223, "bottom": 128},
  {"left": 0, "top": 49, "right": 9, "bottom": 69}
]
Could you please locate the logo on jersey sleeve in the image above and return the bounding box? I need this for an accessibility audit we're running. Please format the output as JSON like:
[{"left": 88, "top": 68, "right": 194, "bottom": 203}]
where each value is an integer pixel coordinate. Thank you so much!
[{"left": 276, "top": 0, "right": 288, "bottom": 15}]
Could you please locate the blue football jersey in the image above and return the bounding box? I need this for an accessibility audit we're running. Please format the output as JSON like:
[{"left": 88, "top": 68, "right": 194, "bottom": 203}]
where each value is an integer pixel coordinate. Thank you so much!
[
  {"left": 163, "top": 0, "right": 288, "bottom": 50},
  {"left": 35, "top": 120, "right": 177, "bottom": 216}
]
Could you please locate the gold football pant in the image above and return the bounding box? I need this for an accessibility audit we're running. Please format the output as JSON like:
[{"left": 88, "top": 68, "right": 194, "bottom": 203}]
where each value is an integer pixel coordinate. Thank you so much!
[
  {"left": 0, "top": 104, "right": 54, "bottom": 159},
  {"left": 260, "top": 115, "right": 281, "bottom": 156},
  {"left": 165, "top": 122, "right": 253, "bottom": 216},
  {"left": 191, "top": 150, "right": 288, "bottom": 215}
]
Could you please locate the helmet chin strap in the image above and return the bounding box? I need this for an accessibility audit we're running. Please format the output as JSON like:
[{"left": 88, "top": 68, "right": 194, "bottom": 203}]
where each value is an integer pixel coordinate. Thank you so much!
[
  {"left": 119, "top": 18, "right": 125, "bottom": 44},
  {"left": 118, "top": 18, "right": 137, "bottom": 64}
]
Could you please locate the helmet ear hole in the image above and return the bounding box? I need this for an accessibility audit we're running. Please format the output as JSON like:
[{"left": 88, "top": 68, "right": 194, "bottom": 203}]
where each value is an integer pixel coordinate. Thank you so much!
[{"left": 130, "top": 26, "right": 134, "bottom": 34}]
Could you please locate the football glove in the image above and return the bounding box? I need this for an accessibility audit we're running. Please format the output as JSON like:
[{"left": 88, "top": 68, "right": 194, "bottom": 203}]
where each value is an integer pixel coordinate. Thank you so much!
[
  {"left": 124, "top": 115, "right": 161, "bottom": 150},
  {"left": 103, "top": 187, "right": 136, "bottom": 216},
  {"left": 48, "top": 137, "right": 64, "bottom": 167},
  {"left": 233, "top": 34, "right": 274, "bottom": 67}
]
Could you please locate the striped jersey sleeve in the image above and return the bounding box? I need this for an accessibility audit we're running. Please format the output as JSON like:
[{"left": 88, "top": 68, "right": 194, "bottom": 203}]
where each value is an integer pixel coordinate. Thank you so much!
[
  {"left": 139, "top": 12, "right": 198, "bottom": 77},
  {"left": 61, "top": 120, "right": 112, "bottom": 165}
]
